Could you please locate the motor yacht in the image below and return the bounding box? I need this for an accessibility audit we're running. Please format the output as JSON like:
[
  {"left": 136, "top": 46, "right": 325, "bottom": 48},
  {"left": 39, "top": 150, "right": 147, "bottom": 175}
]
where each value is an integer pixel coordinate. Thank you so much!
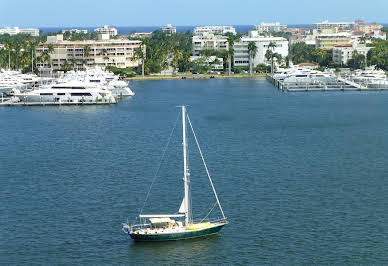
[{"left": 13, "top": 80, "right": 116, "bottom": 103}]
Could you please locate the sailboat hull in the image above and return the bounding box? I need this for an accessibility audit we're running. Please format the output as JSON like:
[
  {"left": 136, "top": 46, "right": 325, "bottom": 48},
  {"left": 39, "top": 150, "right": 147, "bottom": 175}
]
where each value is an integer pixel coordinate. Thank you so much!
[{"left": 129, "top": 223, "right": 226, "bottom": 242}]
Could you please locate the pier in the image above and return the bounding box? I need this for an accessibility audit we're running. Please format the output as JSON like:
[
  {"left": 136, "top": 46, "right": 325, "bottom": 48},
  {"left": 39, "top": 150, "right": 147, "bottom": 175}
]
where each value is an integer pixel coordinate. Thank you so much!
[
  {"left": 0, "top": 94, "right": 117, "bottom": 107},
  {"left": 0, "top": 101, "right": 114, "bottom": 107},
  {"left": 267, "top": 75, "right": 388, "bottom": 92}
]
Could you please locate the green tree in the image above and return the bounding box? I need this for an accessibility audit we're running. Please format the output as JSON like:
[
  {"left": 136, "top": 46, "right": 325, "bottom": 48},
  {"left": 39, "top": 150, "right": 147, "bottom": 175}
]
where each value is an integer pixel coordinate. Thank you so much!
[
  {"left": 247, "top": 41, "right": 257, "bottom": 75},
  {"left": 367, "top": 39, "right": 388, "bottom": 70}
]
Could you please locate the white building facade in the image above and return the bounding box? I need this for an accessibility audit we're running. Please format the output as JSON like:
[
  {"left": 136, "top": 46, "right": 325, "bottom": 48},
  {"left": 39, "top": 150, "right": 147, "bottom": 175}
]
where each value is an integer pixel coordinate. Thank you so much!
[
  {"left": 233, "top": 31, "right": 288, "bottom": 67},
  {"left": 194, "top": 26, "right": 236, "bottom": 36},
  {"left": 0, "top": 27, "right": 39, "bottom": 36},
  {"left": 192, "top": 34, "right": 229, "bottom": 56},
  {"left": 36, "top": 34, "right": 143, "bottom": 70},
  {"left": 94, "top": 25, "right": 118, "bottom": 37},
  {"left": 254, "top": 22, "right": 287, "bottom": 33},
  {"left": 312, "top": 20, "right": 354, "bottom": 31},
  {"left": 61, "top": 29, "right": 88, "bottom": 34},
  {"left": 160, "top": 24, "right": 177, "bottom": 34},
  {"left": 332, "top": 44, "right": 371, "bottom": 65}
]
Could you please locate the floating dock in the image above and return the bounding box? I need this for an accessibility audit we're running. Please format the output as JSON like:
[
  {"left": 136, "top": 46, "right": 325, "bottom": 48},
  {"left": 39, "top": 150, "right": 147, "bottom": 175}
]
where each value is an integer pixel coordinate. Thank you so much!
[{"left": 267, "top": 75, "right": 388, "bottom": 92}]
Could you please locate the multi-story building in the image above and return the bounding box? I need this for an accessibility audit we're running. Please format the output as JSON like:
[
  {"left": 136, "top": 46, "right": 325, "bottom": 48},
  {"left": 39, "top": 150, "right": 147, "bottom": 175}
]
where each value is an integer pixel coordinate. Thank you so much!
[
  {"left": 35, "top": 34, "right": 143, "bottom": 71},
  {"left": 332, "top": 44, "right": 371, "bottom": 65},
  {"left": 289, "top": 34, "right": 316, "bottom": 47},
  {"left": 233, "top": 31, "right": 288, "bottom": 67},
  {"left": 312, "top": 20, "right": 354, "bottom": 31},
  {"left": 371, "top": 30, "right": 386, "bottom": 40},
  {"left": 0, "top": 27, "right": 39, "bottom": 36},
  {"left": 354, "top": 20, "right": 383, "bottom": 34},
  {"left": 160, "top": 24, "right": 176, "bottom": 34},
  {"left": 254, "top": 22, "right": 287, "bottom": 33},
  {"left": 315, "top": 32, "right": 352, "bottom": 49},
  {"left": 193, "top": 26, "right": 236, "bottom": 36},
  {"left": 61, "top": 29, "right": 88, "bottom": 34},
  {"left": 94, "top": 25, "right": 118, "bottom": 37},
  {"left": 192, "top": 34, "right": 229, "bottom": 56},
  {"left": 129, "top": 32, "right": 153, "bottom": 39}
]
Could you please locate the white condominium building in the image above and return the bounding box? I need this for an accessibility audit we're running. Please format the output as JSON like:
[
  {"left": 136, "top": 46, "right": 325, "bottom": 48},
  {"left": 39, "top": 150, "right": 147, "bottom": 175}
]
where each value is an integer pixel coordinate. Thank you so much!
[
  {"left": 0, "top": 27, "right": 39, "bottom": 36},
  {"left": 194, "top": 26, "right": 236, "bottom": 36},
  {"left": 160, "top": 24, "right": 177, "bottom": 34},
  {"left": 254, "top": 22, "right": 287, "bottom": 33},
  {"left": 61, "top": 29, "right": 88, "bottom": 34},
  {"left": 371, "top": 30, "right": 386, "bottom": 40},
  {"left": 312, "top": 20, "right": 354, "bottom": 31},
  {"left": 192, "top": 34, "right": 229, "bottom": 56},
  {"left": 233, "top": 31, "right": 288, "bottom": 67},
  {"left": 94, "top": 25, "right": 118, "bottom": 37},
  {"left": 36, "top": 34, "right": 143, "bottom": 70},
  {"left": 332, "top": 44, "right": 371, "bottom": 65}
]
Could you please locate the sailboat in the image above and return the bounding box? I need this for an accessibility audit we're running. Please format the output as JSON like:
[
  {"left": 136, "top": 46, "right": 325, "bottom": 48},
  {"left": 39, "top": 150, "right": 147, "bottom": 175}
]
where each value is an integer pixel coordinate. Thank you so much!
[{"left": 122, "top": 106, "right": 228, "bottom": 241}]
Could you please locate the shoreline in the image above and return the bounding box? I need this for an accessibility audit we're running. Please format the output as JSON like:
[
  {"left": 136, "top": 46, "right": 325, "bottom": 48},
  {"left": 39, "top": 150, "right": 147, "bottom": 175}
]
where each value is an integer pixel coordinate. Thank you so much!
[{"left": 124, "top": 73, "right": 267, "bottom": 81}]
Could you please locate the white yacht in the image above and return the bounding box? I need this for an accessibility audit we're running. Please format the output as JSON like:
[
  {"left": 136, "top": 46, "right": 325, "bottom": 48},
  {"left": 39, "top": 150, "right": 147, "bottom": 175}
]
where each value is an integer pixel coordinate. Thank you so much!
[
  {"left": 283, "top": 70, "right": 333, "bottom": 83},
  {"left": 13, "top": 80, "right": 116, "bottom": 103},
  {"left": 54, "top": 67, "right": 135, "bottom": 96},
  {"left": 352, "top": 68, "right": 387, "bottom": 82}
]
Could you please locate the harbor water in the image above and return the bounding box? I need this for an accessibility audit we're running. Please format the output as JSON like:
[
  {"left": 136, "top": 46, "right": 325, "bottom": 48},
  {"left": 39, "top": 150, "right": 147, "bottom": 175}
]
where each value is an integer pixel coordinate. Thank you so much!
[{"left": 1, "top": 79, "right": 387, "bottom": 264}]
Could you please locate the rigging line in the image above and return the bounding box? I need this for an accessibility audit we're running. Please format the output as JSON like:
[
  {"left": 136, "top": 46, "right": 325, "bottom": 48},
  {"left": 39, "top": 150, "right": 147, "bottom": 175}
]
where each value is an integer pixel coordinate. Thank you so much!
[
  {"left": 186, "top": 113, "right": 227, "bottom": 221},
  {"left": 138, "top": 112, "right": 180, "bottom": 216},
  {"left": 200, "top": 202, "right": 218, "bottom": 223}
]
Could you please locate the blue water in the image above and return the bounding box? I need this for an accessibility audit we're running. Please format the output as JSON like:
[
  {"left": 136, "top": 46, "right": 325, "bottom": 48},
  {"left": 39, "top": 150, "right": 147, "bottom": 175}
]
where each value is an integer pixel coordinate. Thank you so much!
[{"left": 1, "top": 79, "right": 388, "bottom": 264}]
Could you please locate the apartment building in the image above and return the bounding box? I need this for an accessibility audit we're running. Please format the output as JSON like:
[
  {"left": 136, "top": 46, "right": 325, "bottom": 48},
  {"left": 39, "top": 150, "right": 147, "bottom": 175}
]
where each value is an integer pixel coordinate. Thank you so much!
[
  {"left": 192, "top": 34, "right": 229, "bottom": 56},
  {"left": 233, "top": 31, "right": 288, "bottom": 67},
  {"left": 94, "top": 25, "right": 118, "bottom": 37},
  {"left": 354, "top": 20, "right": 383, "bottom": 34},
  {"left": 312, "top": 20, "right": 354, "bottom": 31},
  {"left": 61, "top": 29, "right": 88, "bottom": 34},
  {"left": 254, "top": 22, "right": 287, "bottom": 33},
  {"left": 332, "top": 44, "right": 371, "bottom": 65},
  {"left": 160, "top": 24, "right": 177, "bottom": 34},
  {"left": 193, "top": 26, "right": 236, "bottom": 36},
  {"left": 315, "top": 32, "right": 352, "bottom": 49},
  {"left": 0, "top": 27, "right": 39, "bottom": 36},
  {"left": 35, "top": 34, "right": 143, "bottom": 70}
]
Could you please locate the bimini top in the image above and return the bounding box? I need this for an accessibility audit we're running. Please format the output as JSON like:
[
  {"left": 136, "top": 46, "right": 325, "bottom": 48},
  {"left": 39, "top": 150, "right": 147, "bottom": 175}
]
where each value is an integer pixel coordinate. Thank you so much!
[
  {"left": 149, "top": 218, "right": 175, "bottom": 224},
  {"left": 139, "top": 214, "right": 185, "bottom": 218}
]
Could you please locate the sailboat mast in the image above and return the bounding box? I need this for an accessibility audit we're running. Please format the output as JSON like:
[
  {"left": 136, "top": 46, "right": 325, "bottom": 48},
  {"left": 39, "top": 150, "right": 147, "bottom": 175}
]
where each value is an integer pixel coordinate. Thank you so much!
[{"left": 182, "top": 106, "right": 191, "bottom": 226}]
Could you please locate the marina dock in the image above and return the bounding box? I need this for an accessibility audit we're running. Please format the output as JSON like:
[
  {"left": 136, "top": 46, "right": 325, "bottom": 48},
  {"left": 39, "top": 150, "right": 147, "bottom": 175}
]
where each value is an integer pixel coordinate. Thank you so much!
[
  {"left": 0, "top": 101, "right": 114, "bottom": 107},
  {"left": 267, "top": 75, "right": 388, "bottom": 92}
]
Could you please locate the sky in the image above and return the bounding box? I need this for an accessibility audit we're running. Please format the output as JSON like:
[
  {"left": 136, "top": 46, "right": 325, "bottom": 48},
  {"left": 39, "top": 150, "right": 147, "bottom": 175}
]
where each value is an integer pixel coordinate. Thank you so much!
[{"left": 1, "top": 0, "right": 387, "bottom": 28}]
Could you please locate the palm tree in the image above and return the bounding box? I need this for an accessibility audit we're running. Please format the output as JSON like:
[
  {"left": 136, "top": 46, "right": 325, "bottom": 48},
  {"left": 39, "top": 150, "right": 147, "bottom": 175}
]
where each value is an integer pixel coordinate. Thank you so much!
[
  {"left": 274, "top": 53, "right": 282, "bottom": 69},
  {"left": 267, "top": 41, "right": 277, "bottom": 75},
  {"left": 70, "top": 57, "right": 77, "bottom": 70},
  {"left": 227, "top": 35, "right": 235, "bottom": 75},
  {"left": 133, "top": 42, "right": 146, "bottom": 77},
  {"left": 265, "top": 49, "right": 273, "bottom": 73},
  {"left": 83, "top": 45, "right": 91, "bottom": 69},
  {"left": 247, "top": 41, "right": 258, "bottom": 75},
  {"left": 47, "top": 44, "right": 54, "bottom": 73},
  {"left": 28, "top": 40, "right": 38, "bottom": 73}
]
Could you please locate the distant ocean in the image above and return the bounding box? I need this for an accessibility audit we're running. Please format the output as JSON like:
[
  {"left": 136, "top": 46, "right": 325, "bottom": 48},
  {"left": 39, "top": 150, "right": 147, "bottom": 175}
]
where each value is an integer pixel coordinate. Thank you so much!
[{"left": 38, "top": 25, "right": 315, "bottom": 35}]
